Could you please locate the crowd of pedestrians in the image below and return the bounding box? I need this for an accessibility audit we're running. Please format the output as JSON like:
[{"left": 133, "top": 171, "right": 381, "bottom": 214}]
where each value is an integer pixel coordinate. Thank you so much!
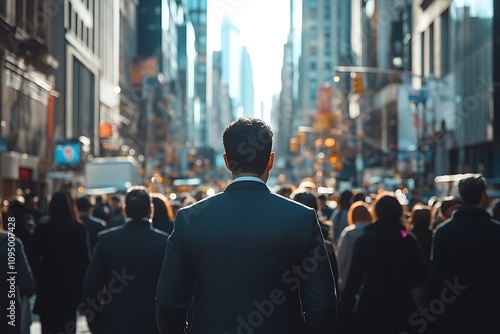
[{"left": 1, "top": 117, "right": 500, "bottom": 334}]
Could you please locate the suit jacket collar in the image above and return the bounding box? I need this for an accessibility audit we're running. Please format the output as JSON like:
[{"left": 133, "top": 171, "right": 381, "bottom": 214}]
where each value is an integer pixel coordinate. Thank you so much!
[
  {"left": 125, "top": 218, "right": 152, "bottom": 228},
  {"left": 224, "top": 180, "right": 270, "bottom": 192}
]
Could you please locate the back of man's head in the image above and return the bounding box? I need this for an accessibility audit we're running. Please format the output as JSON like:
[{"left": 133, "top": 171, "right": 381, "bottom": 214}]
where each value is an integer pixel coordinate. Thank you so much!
[
  {"left": 222, "top": 117, "right": 273, "bottom": 175},
  {"left": 76, "top": 197, "right": 92, "bottom": 213},
  {"left": 125, "top": 186, "right": 151, "bottom": 219},
  {"left": 458, "top": 176, "right": 486, "bottom": 206}
]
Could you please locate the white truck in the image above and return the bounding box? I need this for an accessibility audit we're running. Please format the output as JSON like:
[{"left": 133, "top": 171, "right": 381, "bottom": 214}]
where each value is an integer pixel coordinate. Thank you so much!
[{"left": 84, "top": 157, "right": 143, "bottom": 194}]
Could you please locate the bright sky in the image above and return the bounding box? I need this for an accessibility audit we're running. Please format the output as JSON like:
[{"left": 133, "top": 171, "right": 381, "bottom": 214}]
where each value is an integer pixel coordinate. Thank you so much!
[{"left": 208, "top": 0, "right": 290, "bottom": 122}]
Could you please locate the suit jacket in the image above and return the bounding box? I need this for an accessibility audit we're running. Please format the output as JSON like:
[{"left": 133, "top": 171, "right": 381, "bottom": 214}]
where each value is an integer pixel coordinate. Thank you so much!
[
  {"left": 79, "top": 214, "right": 107, "bottom": 257},
  {"left": 83, "top": 219, "right": 169, "bottom": 334},
  {"left": 428, "top": 207, "right": 500, "bottom": 333},
  {"left": 156, "top": 180, "right": 337, "bottom": 334}
]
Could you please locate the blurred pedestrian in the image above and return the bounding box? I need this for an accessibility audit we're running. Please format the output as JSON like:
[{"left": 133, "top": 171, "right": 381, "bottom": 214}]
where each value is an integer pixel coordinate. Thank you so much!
[
  {"left": 106, "top": 195, "right": 126, "bottom": 228},
  {"left": 318, "top": 193, "right": 334, "bottom": 221},
  {"left": 336, "top": 201, "right": 373, "bottom": 293},
  {"left": 351, "top": 190, "right": 365, "bottom": 204},
  {"left": 75, "top": 197, "right": 107, "bottom": 257},
  {"left": 6, "top": 198, "right": 36, "bottom": 269},
  {"left": 431, "top": 196, "right": 463, "bottom": 230},
  {"left": 291, "top": 188, "right": 338, "bottom": 285},
  {"left": 0, "top": 214, "right": 36, "bottom": 334},
  {"left": 409, "top": 205, "right": 433, "bottom": 266},
  {"left": 169, "top": 200, "right": 182, "bottom": 219},
  {"left": 151, "top": 193, "right": 175, "bottom": 235},
  {"left": 341, "top": 193, "right": 426, "bottom": 334},
  {"left": 276, "top": 184, "right": 296, "bottom": 199},
  {"left": 93, "top": 195, "right": 110, "bottom": 222},
  {"left": 23, "top": 193, "right": 43, "bottom": 224},
  {"left": 32, "top": 191, "right": 89, "bottom": 334},
  {"left": 156, "top": 118, "right": 336, "bottom": 334},
  {"left": 330, "top": 190, "right": 352, "bottom": 245},
  {"left": 84, "top": 186, "right": 168, "bottom": 334},
  {"left": 336, "top": 201, "right": 373, "bottom": 334},
  {"left": 427, "top": 176, "right": 500, "bottom": 333}
]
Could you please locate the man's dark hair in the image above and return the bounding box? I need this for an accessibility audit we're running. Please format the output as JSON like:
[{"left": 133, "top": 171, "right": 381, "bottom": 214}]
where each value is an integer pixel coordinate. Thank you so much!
[
  {"left": 339, "top": 190, "right": 353, "bottom": 209},
  {"left": 76, "top": 197, "right": 92, "bottom": 212},
  {"left": 95, "top": 195, "right": 104, "bottom": 204},
  {"left": 222, "top": 117, "right": 273, "bottom": 175},
  {"left": 291, "top": 190, "right": 318, "bottom": 211},
  {"left": 125, "top": 186, "right": 151, "bottom": 219},
  {"left": 374, "top": 193, "right": 402, "bottom": 222},
  {"left": 458, "top": 175, "right": 486, "bottom": 205}
]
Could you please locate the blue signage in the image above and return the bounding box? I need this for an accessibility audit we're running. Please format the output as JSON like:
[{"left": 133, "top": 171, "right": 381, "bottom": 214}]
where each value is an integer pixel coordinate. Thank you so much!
[{"left": 55, "top": 142, "right": 81, "bottom": 165}]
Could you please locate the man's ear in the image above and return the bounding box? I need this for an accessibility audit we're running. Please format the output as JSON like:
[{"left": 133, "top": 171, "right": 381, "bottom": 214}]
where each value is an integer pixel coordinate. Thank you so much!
[
  {"left": 223, "top": 153, "right": 232, "bottom": 172},
  {"left": 267, "top": 152, "right": 275, "bottom": 171}
]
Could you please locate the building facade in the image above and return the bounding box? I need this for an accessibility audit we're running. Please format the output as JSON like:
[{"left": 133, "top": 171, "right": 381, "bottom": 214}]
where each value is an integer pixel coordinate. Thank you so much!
[
  {"left": 0, "top": 0, "right": 58, "bottom": 199},
  {"left": 413, "top": 0, "right": 499, "bottom": 178}
]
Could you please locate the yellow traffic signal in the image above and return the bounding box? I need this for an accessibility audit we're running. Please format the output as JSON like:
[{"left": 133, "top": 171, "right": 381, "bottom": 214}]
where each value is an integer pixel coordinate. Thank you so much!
[
  {"left": 289, "top": 138, "right": 299, "bottom": 153},
  {"left": 351, "top": 74, "right": 364, "bottom": 95},
  {"left": 297, "top": 131, "right": 306, "bottom": 146}
]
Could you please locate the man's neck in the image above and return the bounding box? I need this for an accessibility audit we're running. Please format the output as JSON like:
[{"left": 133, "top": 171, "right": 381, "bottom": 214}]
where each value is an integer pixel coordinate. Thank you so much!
[{"left": 232, "top": 173, "right": 267, "bottom": 183}]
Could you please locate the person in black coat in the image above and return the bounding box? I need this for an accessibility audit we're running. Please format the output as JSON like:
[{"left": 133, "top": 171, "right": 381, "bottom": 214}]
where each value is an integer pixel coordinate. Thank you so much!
[
  {"left": 428, "top": 175, "right": 500, "bottom": 333},
  {"left": 75, "top": 197, "right": 107, "bottom": 257},
  {"left": 83, "top": 186, "right": 168, "bottom": 334},
  {"left": 409, "top": 205, "right": 433, "bottom": 266},
  {"left": 32, "top": 191, "right": 89, "bottom": 334},
  {"left": 341, "top": 192, "right": 427, "bottom": 334},
  {"left": 1, "top": 214, "right": 36, "bottom": 334},
  {"left": 156, "top": 118, "right": 336, "bottom": 334}
]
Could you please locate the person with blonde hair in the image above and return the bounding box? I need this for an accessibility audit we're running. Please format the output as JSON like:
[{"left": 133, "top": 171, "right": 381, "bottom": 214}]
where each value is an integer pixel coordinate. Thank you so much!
[{"left": 336, "top": 201, "right": 373, "bottom": 292}]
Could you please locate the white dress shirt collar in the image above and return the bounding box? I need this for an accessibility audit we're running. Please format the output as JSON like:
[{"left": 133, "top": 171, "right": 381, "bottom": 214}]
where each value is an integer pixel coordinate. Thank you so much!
[{"left": 232, "top": 176, "right": 266, "bottom": 185}]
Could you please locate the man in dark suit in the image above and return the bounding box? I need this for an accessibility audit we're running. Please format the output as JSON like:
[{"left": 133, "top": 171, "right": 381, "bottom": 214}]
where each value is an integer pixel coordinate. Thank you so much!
[
  {"left": 427, "top": 175, "right": 500, "bottom": 333},
  {"left": 156, "top": 118, "right": 337, "bottom": 334},
  {"left": 76, "top": 197, "right": 107, "bottom": 256},
  {"left": 83, "top": 186, "right": 168, "bottom": 334}
]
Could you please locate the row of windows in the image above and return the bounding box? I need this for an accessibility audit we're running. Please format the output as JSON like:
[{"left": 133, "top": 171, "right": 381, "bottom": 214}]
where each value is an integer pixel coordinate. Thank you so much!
[
  {"left": 67, "top": 0, "right": 96, "bottom": 54},
  {"left": 0, "top": 0, "right": 49, "bottom": 41},
  {"left": 419, "top": 1, "right": 493, "bottom": 147}
]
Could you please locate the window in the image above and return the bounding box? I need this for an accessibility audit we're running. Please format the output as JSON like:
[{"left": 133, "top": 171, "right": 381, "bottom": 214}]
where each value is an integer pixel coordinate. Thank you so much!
[
  {"left": 16, "top": 0, "right": 25, "bottom": 29},
  {"left": 26, "top": 0, "right": 35, "bottom": 34},
  {"left": 1, "top": 0, "right": 15, "bottom": 24},
  {"left": 429, "top": 23, "right": 434, "bottom": 75},
  {"left": 440, "top": 9, "right": 450, "bottom": 76},
  {"left": 72, "top": 57, "right": 95, "bottom": 141},
  {"left": 420, "top": 32, "right": 425, "bottom": 77}
]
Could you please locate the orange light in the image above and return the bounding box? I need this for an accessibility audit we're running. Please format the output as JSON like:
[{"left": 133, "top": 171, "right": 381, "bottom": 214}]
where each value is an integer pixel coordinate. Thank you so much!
[
  {"left": 99, "top": 123, "right": 113, "bottom": 138},
  {"left": 324, "top": 138, "right": 336, "bottom": 147}
]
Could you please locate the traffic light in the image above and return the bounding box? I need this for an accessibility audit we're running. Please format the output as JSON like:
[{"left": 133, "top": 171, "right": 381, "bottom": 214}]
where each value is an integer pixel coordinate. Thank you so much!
[
  {"left": 289, "top": 138, "right": 299, "bottom": 153},
  {"left": 297, "top": 131, "right": 306, "bottom": 146},
  {"left": 351, "top": 74, "right": 364, "bottom": 95}
]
